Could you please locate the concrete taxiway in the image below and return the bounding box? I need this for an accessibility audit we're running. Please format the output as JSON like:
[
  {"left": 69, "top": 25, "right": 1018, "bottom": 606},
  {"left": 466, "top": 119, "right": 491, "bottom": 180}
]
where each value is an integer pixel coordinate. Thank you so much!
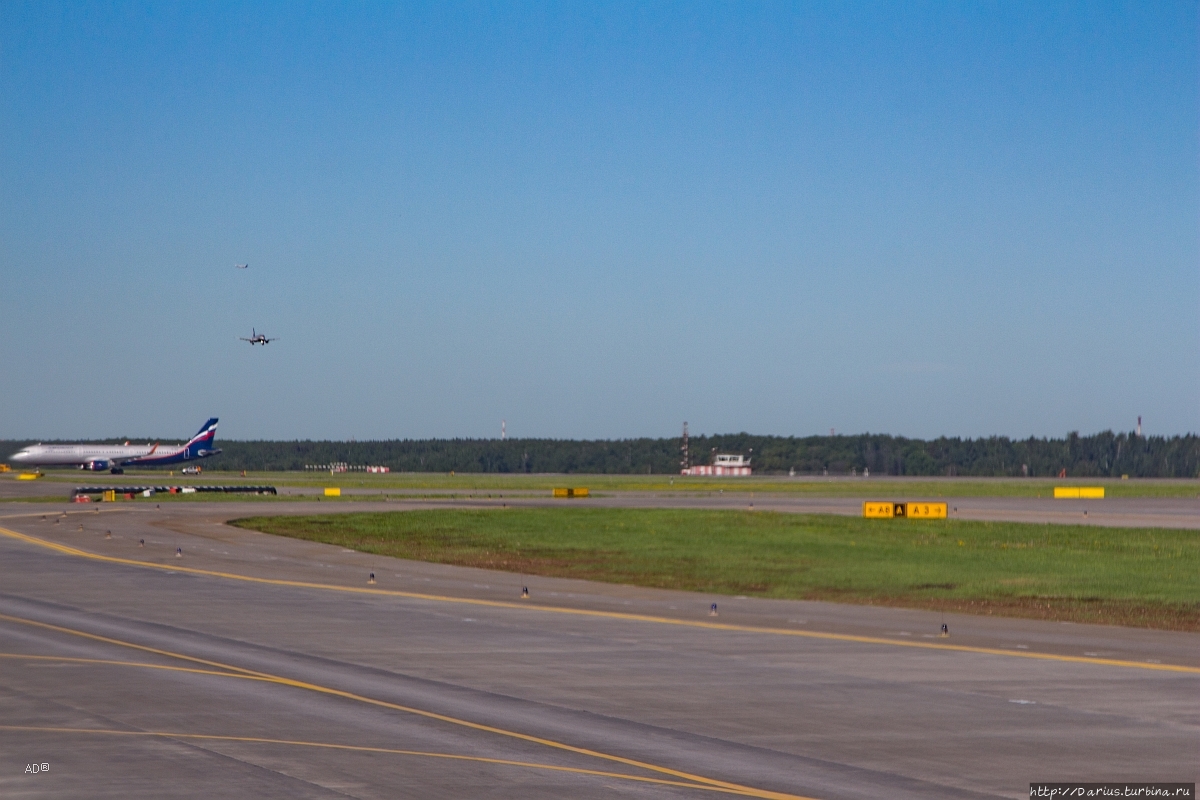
[{"left": 0, "top": 500, "right": 1196, "bottom": 798}]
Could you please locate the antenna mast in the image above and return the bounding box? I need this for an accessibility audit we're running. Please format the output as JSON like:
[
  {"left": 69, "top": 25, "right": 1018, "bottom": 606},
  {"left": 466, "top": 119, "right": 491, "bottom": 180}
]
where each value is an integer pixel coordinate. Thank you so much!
[{"left": 681, "top": 421, "right": 689, "bottom": 473}]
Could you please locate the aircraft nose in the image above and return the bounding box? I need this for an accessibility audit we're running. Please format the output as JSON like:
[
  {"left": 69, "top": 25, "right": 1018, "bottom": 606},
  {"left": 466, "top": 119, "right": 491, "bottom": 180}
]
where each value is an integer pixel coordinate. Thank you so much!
[{"left": 10, "top": 451, "right": 28, "bottom": 462}]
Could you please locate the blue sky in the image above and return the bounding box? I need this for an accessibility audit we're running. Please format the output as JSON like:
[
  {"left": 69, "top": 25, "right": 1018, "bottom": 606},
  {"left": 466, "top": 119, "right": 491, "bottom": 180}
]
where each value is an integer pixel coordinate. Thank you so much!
[{"left": 1, "top": 2, "right": 1196, "bottom": 441}]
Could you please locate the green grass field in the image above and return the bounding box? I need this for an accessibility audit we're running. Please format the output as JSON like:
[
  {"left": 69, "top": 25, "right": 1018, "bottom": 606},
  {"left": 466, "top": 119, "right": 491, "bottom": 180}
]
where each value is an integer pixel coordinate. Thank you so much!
[
  {"left": 27, "top": 470, "right": 1200, "bottom": 498},
  {"left": 232, "top": 508, "right": 1200, "bottom": 630}
]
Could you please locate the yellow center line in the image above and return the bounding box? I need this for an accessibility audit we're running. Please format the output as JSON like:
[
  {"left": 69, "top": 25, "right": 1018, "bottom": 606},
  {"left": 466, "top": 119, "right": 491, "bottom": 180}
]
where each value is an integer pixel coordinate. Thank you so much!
[
  {"left": 0, "top": 726, "right": 765, "bottom": 796},
  {"left": 0, "top": 617, "right": 811, "bottom": 800},
  {"left": 0, "top": 612, "right": 274, "bottom": 679},
  {"left": 1, "top": 524, "right": 1195, "bottom": 674},
  {"left": 0, "top": 652, "right": 258, "bottom": 679}
]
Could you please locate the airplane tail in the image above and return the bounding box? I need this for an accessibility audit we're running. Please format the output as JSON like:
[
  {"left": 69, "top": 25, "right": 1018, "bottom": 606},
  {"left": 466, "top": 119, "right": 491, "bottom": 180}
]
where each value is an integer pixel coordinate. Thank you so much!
[
  {"left": 185, "top": 418, "right": 220, "bottom": 458},
  {"left": 120, "top": 418, "right": 220, "bottom": 466}
]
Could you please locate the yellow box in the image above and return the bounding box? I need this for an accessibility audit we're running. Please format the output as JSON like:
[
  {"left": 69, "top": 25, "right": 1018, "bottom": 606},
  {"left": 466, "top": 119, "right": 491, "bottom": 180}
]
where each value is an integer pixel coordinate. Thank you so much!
[
  {"left": 1054, "top": 487, "right": 1103, "bottom": 499},
  {"left": 0, "top": 464, "right": 10, "bottom": 472},
  {"left": 17, "top": 472, "right": 42, "bottom": 481},
  {"left": 552, "top": 488, "right": 589, "bottom": 498},
  {"left": 573, "top": 487, "right": 589, "bottom": 498},
  {"left": 553, "top": 488, "right": 569, "bottom": 498},
  {"left": 907, "top": 502, "right": 948, "bottom": 519},
  {"left": 103, "top": 490, "right": 116, "bottom": 502},
  {"left": 863, "top": 502, "right": 894, "bottom": 518},
  {"left": 324, "top": 487, "right": 341, "bottom": 497}
]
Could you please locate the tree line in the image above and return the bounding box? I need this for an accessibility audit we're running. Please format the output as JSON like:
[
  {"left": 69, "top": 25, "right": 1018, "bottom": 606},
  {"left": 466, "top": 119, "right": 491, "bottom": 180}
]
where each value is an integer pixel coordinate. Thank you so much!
[{"left": 3, "top": 430, "right": 1196, "bottom": 477}]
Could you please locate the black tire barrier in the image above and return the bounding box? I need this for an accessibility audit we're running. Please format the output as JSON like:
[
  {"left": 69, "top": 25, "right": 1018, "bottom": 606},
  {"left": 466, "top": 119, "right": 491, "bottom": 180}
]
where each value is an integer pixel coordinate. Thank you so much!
[{"left": 74, "top": 486, "right": 278, "bottom": 496}]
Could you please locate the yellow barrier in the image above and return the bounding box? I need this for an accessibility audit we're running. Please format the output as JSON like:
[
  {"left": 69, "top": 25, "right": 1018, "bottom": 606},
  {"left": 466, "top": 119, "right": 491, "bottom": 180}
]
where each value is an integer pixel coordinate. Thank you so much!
[
  {"left": 103, "top": 490, "right": 116, "bottom": 502},
  {"left": 16, "top": 472, "right": 42, "bottom": 481},
  {"left": 864, "top": 501, "right": 947, "bottom": 519},
  {"left": 1053, "top": 487, "right": 1104, "bottom": 499},
  {"left": 552, "top": 488, "right": 589, "bottom": 498},
  {"left": 324, "top": 488, "right": 341, "bottom": 497}
]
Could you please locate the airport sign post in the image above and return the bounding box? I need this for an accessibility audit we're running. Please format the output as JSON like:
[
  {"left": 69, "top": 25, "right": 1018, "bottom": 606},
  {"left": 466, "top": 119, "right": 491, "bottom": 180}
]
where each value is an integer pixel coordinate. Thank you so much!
[
  {"left": 863, "top": 502, "right": 895, "bottom": 518},
  {"left": 863, "top": 501, "right": 948, "bottom": 519},
  {"left": 907, "top": 502, "right": 948, "bottom": 519}
]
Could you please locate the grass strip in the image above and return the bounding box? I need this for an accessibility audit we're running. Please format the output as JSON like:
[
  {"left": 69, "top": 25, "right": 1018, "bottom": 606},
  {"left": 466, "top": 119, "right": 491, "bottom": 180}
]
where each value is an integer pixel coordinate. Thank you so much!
[{"left": 232, "top": 508, "right": 1200, "bottom": 631}]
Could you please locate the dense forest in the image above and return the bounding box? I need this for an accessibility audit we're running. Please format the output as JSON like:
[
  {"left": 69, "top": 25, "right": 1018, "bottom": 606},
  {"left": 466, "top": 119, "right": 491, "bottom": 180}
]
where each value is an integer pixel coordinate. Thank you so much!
[{"left": 3, "top": 431, "right": 1197, "bottom": 478}]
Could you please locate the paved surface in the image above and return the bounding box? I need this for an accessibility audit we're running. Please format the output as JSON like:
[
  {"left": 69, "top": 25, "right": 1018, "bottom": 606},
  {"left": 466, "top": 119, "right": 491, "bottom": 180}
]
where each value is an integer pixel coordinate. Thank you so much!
[
  {"left": 0, "top": 501, "right": 1196, "bottom": 798},
  {"left": 564, "top": 492, "right": 1200, "bottom": 529},
  {"left": 2, "top": 474, "right": 1199, "bottom": 528}
]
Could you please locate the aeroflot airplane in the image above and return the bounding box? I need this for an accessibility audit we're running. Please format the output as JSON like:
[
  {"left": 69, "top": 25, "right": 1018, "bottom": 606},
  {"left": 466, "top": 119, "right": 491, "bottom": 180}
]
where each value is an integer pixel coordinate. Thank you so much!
[{"left": 8, "top": 418, "right": 221, "bottom": 474}]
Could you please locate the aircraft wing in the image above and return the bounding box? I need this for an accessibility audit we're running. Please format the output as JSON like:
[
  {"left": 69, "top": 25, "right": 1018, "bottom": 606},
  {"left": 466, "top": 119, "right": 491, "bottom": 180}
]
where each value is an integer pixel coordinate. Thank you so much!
[{"left": 119, "top": 443, "right": 158, "bottom": 465}]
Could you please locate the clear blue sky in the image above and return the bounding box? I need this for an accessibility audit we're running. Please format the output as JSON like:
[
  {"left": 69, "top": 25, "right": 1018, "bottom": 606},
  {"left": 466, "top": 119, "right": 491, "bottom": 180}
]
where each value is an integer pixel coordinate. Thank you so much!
[{"left": 1, "top": 2, "right": 1196, "bottom": 441}]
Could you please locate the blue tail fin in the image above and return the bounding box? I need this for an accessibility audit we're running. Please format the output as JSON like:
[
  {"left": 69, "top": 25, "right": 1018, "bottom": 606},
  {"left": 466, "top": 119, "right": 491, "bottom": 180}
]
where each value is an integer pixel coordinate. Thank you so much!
[
  {"left": 194, "top": 418, "right": 219, "bottom": 439},
  {"left": 187, "top": 418, "right": 220, "bottom": 458}
]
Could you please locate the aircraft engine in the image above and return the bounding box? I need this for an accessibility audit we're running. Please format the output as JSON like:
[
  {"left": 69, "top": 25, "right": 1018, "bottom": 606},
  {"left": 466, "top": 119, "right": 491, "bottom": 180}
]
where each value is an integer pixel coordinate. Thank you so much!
[{"left": 84, "top": 460, "right": 111, "bottom": 471}]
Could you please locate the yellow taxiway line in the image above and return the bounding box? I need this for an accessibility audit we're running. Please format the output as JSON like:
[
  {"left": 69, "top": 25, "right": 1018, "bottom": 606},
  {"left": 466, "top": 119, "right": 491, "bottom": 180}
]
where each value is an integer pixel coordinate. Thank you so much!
[
  {"left": 0, "top": 724, "right": 762, "bottom": 796},
  {"left": 0, "top": 652, "right": 256, "bottom": 679},
  {"left": 1, "top": 524, "right": 1196, "bottom": 675},
  {"left": 0, "top": 619, "right": 810, "bottom": 800}
]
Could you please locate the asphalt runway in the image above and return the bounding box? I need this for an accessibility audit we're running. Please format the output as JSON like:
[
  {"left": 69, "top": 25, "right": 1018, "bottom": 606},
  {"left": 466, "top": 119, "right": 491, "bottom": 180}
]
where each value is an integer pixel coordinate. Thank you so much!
[{"left": 0, "top": 501, "right": 1196, "bottom": 799}]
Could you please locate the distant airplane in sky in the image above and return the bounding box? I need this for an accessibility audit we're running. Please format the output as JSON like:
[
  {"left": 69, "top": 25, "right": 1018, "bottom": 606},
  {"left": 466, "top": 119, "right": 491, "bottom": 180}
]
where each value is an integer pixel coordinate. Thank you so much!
[
  {"left": 235, "top": 263, "right": 249, "bottom": 269},
  {"left": 240, "top": 328, "right": 276, "bottom": 345},
  {"left": 8, "top": 419, "right": 221, "bottom": 474}
]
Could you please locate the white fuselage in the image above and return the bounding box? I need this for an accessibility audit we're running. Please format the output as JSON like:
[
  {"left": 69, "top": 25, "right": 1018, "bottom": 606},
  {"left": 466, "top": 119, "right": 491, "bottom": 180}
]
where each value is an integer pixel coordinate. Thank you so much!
[{"left": 10, "top": 443, "right": 161, "bottom": 467}]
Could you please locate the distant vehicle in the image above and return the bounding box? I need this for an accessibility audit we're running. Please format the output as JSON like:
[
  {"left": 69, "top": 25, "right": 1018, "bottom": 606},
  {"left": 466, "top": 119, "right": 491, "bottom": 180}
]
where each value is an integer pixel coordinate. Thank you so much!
[
  {"left": 240, "top": 328, "right": 276, "bottom": 345},
  {"left": 7, "top": 419, "right": 221, "bottom": 474},
  {"left": 235, "top": 263, "right": 249, "bottom": 269},
  {"left": 181, "top": 466, "right": 202, "bottom": 475}
]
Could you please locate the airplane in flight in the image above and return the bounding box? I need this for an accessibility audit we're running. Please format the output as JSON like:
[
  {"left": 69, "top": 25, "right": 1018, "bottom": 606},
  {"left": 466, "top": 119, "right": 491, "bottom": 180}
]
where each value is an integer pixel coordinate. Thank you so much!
[
  {"left": 235, "top": 263, "right": 249, "bottom": 269},
  {"left": 8, "top": 419, "right": 221, "bottom": 474},
  {"left": 240, "top": 328, "right": 276, "bottom": 345}
]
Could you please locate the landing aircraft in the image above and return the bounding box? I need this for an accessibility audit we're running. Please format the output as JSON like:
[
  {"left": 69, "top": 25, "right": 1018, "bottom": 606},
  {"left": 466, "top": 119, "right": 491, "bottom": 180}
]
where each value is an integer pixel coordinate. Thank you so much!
[
  {"left": 8, "top": 419, "right": 221, "bottom": 474},
  {"left": 240, "top": 328, "right": 276, "bottom": 345},
  {"left": 235, "top": 263, "right": 249, "bottom": 269}
]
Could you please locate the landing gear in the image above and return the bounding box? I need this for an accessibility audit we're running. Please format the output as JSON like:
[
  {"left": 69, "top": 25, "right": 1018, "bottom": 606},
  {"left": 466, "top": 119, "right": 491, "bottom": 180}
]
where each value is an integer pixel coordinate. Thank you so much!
[{"left": 110, "top": 468, "right": 124, "bottom": 475}]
